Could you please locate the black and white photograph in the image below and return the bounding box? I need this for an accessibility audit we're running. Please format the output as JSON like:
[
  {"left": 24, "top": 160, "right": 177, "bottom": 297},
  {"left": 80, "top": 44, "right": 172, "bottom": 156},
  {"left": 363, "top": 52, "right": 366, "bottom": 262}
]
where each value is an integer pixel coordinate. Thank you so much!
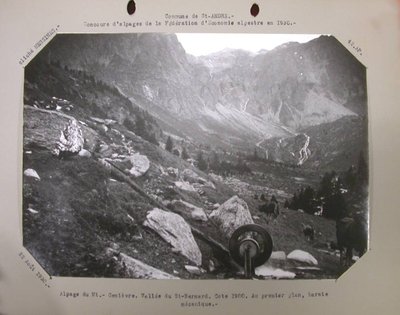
[{"left": 22, "top": 33, "right": 369, "bottom": 280}]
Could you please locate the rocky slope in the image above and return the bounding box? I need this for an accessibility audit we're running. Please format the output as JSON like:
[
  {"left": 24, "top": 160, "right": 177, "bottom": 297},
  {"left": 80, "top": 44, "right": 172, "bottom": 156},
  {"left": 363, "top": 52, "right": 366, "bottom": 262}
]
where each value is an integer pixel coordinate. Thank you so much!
[
  {"left": 258, "top": 116, "right": 368, "bottom": 170},
  {"left": 23, "top": 104, "right": 342, "bottom": 279},
  {"left": 33, "top": 33, "right": 367, "bottom": 160},
  {"left": 21, "top": 33, "right": 368, "bottom": 279}
]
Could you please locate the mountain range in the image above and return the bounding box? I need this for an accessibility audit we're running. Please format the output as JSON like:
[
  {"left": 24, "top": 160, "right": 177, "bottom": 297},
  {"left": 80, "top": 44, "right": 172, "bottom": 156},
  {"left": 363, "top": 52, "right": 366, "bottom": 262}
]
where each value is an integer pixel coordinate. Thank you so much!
[{"left": 30, "top": 33, "right": 367, "bottom": 169}]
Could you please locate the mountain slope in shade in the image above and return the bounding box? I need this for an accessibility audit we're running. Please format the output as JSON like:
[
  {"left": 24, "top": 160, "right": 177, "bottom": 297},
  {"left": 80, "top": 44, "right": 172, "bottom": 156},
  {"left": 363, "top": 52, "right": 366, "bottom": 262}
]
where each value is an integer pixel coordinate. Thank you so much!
[
  {"left": 259, "top": 116, "right": 368, "bottom": 170},
  {"left": 32, "top": 33, "right": 367, "bottom": 163},
  {"left": 197, "top": 36, "right": 365, "bottom": 129}
]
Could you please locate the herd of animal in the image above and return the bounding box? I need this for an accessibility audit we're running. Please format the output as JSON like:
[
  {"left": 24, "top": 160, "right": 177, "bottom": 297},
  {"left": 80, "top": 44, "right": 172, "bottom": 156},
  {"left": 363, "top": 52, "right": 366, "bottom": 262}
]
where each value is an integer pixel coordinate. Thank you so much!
[
  {"left": 300, "top": 212, "right": 368, "bottom": 268},
  {"left": 335, "top": 213, "right": 368, "bottom": 267},
  {"left": 258, "top": 196, "right": 368, "bottom": 270}
]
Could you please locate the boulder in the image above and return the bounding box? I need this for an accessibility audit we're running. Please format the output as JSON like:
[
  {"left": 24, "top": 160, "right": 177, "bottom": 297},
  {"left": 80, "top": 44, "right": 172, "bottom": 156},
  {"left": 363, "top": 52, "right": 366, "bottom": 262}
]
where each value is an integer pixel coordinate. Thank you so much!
[
  {"left": 174, "top": 181, "right": 196, "bottom": 192},
  {"left": 209, "top": 173, "right": 223, "bottom": 182},
  {"left": 113, "top": 252, "right": 179, "bottom": 279},
  {"left": 184, "top": 265, "right": 206, "bottom": 275},
  {"left": 181, "top": 168, "right": 205, "bottom": 184},
  {"left": 270, "top": 251, "right": 287, "bottom": 261},
  {"left": 24, "top": 168, "right": 40, "bottom": 181},
  {"left": 287, "top": 250, "right": 318, "bottom": 265},
  {"left": 78, "top": 149, "right": 92, "bottom": 158},
  {"left": 209, "top": 196, "right": 254, "bottom": 238},
  {"left": 127, "top": 153, "right": 150, "bottom": 177},
  {"left": 27, "top": 207, "right": 39, "bottom": 214},
  {"left": 255, "top": 264, "right": 296, "bottom": 279},
  {"left": 170, "top": 200, "right": 208, "bottom": 222},
  {"left": 143, "top": 208, "right": 202, "bottom": 266},
  {"left": 98, "top": 158, "right": 112, "bottom": 169},
  {"left": 90, "top": 117, "right": 117, "bottom": 126},
  {"left": 167, "top": 167, "right": 179, "bottom": 178},
  {"left": 23, "top": 106, "right": 98, "bottom": 153},
  {"left": 208, "top": 260, "right": 216, "bottom": 272},
  {"left": 181, "top": 169, "right": 215, "bottom": 189},
  {"left": 54, "top": 119, "right": 84, "bottom": 156},
  {"left": 295, "top": 266, "right": 321, "bottom": 271}
]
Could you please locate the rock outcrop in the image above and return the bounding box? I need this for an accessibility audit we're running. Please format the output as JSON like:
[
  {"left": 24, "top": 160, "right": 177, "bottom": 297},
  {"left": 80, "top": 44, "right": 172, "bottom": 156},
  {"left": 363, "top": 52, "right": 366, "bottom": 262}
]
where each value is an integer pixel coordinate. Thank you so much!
[
  {"left": 270, "top": 251, "right": 287, "bottom": 261},
  {"left": 209, "top": 195, "right": 254, "bottom": 238},
  {"left": 287, "top": 249, "right": 318, "bottom": 265},
  {"left": 78, "top": 149, "right": 92, "bottom": 158},
  {"left": 184, "top": 265, "right": 206, "bottom": 275},
  {"left": 143, "top": 208, "right": 202, "bottom": 266},
  {"left": 126, "top": 153, "right": 150, "bottom": 177},
  {"left": 54, "top": 119, "right": 84, "bottom": 156},
  {"left": 181, "top": 168, "right": 215, "bottom": 189},
  {"left": 255, "top": 264, "right": 296, "bottom": 279},
  {"left": 170, "top": 200, "right": 208, "bottom": 222},
  {"left": 23, "top": 168, "right": 41, "bottom": 181},
  {"left": 174, "top": 181, "right": 196, "bottom": 192},
  {"left": 24, "top": 106, "right": 98, "bottom": 152},
  {"left": 110, "top": 251, "right": 179, "bottom": 279},
  {"left": 181, "top": 169, "right": 206, "bottom": 184}
]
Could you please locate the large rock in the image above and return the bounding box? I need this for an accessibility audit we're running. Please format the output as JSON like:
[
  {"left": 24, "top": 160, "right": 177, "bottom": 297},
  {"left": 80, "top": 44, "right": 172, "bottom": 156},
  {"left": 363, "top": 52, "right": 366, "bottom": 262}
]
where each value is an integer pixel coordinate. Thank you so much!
[
  {"left": 126, "top": 153, "right": 150, "bottom": 177},
  {"left": 143, "top": 208, "right": 202, "bottom": 266},
  {"left": 24, "top": 168, "right": 40, "bottom": 181},
  {"left": 287, "top": 249, "right": 318, "bottom": 265},
  {"left": 170, "top": 200, "right": 208, "bottom": 222},
  {"left": 166, "top": 167, "right": 179, "bottom": 178},
  {"left": 78, "top": 149, "right": 92, "bottom": 158},
  {"left": 111, "top": 251, "right": 179, "bottom": 279},
  {"left": 54, "top": 119, "right": 84, "bottom": 156},
  {"left": 255, "top": 264, "right": 296, "bottom": 279},
  {"left": 181, "top": 168, "right": 206, "bottom": 184},
  {"left": 209, "top": 173, "right": 223, "bottom": 182},
  {"left": 174, "top": 181, "right": 196, "bottom": 192},
  {"left": 24, "top": 106, "right": 98, "bottom": 152},
  {"left": 209, "top": 196, "right": 254, "bottom": 238},
  {"left": 181, "top": 169, "right": 215, "bottom": 189},
  {"left": 270, "top": 251, "right": 287, "bottom": 261},
  {"left": 184, "top": 265, "right": 206, "bottom": 275}
]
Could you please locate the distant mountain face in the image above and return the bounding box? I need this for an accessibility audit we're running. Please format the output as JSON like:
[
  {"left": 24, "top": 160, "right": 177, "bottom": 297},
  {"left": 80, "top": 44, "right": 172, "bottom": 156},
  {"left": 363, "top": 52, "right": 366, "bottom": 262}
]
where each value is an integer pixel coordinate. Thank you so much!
[
  {"left": 196, "top": 37, "right": 366, "bottom": 129},
  {"left": 32, "top": 33, "right": 367, "bottom": 168},
  {"left": 258, "top": 116, "right": 368, "bottom": 170}
]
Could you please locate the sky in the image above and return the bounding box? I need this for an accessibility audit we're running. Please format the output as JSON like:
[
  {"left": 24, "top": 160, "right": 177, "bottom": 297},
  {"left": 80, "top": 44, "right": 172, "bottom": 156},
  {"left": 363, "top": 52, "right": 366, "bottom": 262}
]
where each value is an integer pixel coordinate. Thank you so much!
[{"left": 176, "top": 33, "right": 321, "bottom": 56}]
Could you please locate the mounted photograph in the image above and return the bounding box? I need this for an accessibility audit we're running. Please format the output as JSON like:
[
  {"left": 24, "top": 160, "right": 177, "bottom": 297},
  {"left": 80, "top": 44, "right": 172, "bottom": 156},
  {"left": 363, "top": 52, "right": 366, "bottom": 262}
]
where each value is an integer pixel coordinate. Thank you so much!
[{"left": 22, "top": 33, "right": 369, "bottom": 279}]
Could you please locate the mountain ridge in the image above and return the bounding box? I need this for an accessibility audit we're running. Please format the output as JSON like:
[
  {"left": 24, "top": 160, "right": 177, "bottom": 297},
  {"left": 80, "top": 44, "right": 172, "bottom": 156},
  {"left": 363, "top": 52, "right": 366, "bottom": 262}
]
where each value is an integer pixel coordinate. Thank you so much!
[{"left": 32, "top": 33, "right": 367, "bottom": 167}]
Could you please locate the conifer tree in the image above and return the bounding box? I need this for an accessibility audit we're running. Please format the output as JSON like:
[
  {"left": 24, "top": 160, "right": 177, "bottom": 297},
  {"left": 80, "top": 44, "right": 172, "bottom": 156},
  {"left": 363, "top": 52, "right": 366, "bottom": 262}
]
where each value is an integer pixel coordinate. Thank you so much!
[
  {"left": 165, "top": 136, "right": 173, "bottom": 152},
  {"left": 197, "top": 151, "right": 207, "bottom": 171},
  {"left": 181, "top": 147, "right": 189, "bottom": 160}
]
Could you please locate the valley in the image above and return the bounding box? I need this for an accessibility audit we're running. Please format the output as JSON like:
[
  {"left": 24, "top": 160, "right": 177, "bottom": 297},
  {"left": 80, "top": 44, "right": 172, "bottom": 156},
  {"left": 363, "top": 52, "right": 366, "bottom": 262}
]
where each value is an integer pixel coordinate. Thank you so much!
[{"left": 22, "top": 33, "right": 368, "bottom": 279}]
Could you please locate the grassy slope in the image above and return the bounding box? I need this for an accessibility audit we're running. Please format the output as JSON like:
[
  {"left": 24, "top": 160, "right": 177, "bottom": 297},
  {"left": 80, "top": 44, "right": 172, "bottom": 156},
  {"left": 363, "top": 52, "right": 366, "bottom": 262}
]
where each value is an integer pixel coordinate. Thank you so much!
[
  {"left": 22, "top": 58, "right": 342, "bottom": 279},
  {"left": 23, "top": 107, "right": 341, "bottom": 279}
]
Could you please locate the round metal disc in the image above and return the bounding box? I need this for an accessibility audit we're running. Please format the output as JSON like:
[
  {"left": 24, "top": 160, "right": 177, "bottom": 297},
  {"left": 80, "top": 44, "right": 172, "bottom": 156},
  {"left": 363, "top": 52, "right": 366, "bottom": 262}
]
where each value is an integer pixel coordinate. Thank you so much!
[
  {"left": 239, "top": 238, "right": 260, "bottom": 258},
  {"left": 229, "top": 224, "right": 273, "bottom": 267}
]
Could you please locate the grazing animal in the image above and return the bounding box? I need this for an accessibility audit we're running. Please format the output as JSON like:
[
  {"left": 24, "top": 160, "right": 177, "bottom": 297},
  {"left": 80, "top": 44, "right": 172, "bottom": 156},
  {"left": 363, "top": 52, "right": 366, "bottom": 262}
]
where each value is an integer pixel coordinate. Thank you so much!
[
  {"left": 301, "top": 223, "right": 315, "bottom": 241},
  {"left": 259, "top": 197, "right": 280, "bottom": 219},
  {"left": 336, "top": 214, "right": 368, "bottom": 267}
]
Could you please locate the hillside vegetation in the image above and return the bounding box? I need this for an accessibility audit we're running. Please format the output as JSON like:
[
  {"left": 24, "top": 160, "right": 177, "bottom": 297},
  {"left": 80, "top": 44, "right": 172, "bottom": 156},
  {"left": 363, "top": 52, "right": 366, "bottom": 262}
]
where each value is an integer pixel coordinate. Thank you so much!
[{"left": 22, "top": 34, "right": 369, "bottom": 279}]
